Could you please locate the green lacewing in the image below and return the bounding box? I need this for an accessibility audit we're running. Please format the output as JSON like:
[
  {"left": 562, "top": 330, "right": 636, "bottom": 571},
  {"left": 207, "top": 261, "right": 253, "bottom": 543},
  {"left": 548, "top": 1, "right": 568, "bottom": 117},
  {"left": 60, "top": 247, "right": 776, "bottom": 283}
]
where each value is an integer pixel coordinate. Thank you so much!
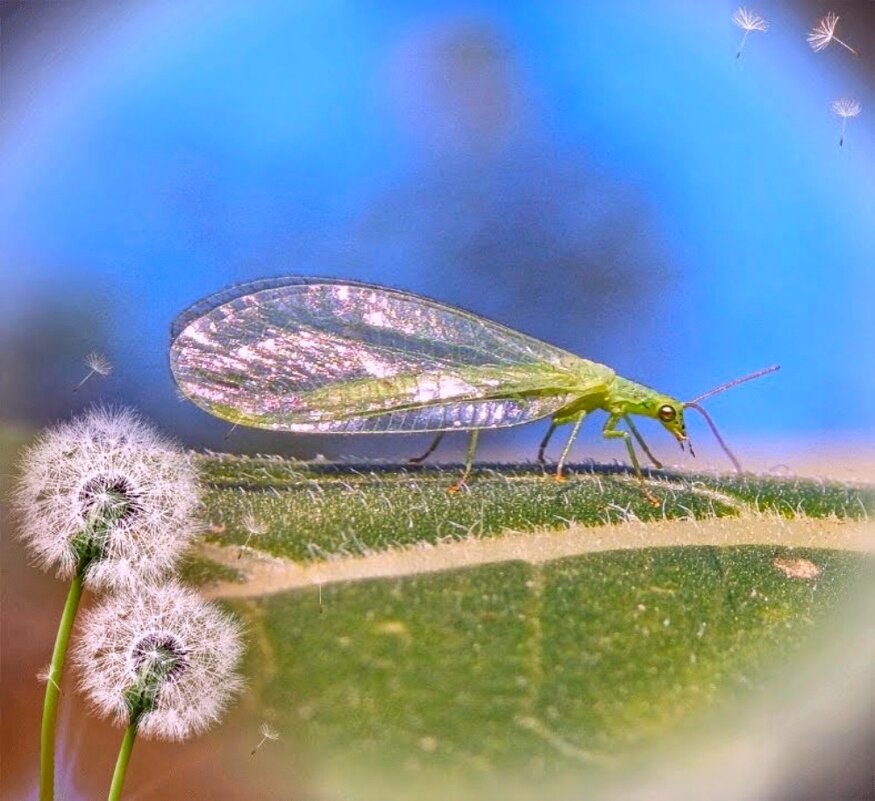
[{"left": 169, "top": 277, "right": 778, "bottom": 493}]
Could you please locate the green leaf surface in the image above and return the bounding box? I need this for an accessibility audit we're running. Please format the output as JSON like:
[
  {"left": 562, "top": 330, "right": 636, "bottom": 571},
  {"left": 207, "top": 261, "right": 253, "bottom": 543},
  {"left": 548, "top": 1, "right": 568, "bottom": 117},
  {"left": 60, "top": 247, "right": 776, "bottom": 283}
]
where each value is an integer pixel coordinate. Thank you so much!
[
  {"left": 193, "top": 454, "right": 872, "bottom": 800},
  {"left": 244, "top": 546, "right": 866, "bottom": 800},
  {"left": 195, "top": 455, "right": 872, "bottom": 562}
]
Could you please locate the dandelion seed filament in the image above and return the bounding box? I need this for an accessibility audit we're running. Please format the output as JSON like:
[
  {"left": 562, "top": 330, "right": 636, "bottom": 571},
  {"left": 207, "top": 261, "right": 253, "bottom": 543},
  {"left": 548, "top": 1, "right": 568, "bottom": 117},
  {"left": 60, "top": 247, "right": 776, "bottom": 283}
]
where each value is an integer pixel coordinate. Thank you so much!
[
  {"left": 831, "top": 98, "right": 862, "bottom": 119},
  {"left": 733, "top": 7, "right": 768, "bottom": 32}
]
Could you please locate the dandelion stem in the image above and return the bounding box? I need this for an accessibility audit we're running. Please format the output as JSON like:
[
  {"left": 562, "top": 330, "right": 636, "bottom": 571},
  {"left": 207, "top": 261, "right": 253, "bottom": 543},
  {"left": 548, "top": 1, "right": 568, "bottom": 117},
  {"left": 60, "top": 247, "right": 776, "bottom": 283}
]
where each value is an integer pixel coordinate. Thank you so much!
[
  {"left": 107, "top": 721, "right": 138, "bottom": 801},
  {"left": 40, "top": 572, "right": 85, "bottom": 801}
]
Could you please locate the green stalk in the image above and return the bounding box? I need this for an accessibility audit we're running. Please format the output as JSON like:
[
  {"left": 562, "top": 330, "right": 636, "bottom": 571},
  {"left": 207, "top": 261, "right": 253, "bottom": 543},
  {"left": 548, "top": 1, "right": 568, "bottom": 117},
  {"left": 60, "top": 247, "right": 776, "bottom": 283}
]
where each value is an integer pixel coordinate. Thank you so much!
[
  {"left": 107, "top": 721, "right": 138, "bottom": 801},
  {"left": 39, "top": 571, "right": 85, "bottom": 801}
]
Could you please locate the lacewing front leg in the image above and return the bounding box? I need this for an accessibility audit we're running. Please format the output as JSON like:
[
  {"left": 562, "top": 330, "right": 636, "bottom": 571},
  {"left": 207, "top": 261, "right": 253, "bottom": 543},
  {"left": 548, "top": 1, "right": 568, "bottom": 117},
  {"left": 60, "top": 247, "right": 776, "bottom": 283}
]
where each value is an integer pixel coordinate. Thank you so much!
[
  {"left": 602, "top": 414, "right": 660, "bottom": 506},
  {"left": 623, "top": 415, "right": 663, "bottom": 469}
]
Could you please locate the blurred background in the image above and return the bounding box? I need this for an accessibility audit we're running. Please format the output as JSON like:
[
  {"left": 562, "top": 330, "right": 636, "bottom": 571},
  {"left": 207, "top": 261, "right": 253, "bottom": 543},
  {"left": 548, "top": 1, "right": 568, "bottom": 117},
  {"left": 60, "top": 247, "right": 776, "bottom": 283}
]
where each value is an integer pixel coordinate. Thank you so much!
[
  {"left": 1, "top": 2, "right": 873, "bottom": 800},
  {"left": 1, "top": 0, "right": 874, "bottom": 469}
]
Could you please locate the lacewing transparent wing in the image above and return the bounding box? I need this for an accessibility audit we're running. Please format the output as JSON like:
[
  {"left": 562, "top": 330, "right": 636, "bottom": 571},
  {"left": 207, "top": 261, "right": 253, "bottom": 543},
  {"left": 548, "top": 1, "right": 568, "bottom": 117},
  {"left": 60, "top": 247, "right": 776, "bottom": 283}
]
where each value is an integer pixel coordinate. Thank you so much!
[{"left": 169, "top": 277, "right": 615, "bottom": 434}]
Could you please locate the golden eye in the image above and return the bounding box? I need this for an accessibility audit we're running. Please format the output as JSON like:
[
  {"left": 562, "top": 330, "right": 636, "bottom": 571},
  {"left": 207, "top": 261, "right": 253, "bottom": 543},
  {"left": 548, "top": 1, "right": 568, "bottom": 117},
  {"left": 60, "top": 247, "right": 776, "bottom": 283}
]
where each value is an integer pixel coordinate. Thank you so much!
[{"left": 658, "top": 404, "right": 676, "bottom": 423}]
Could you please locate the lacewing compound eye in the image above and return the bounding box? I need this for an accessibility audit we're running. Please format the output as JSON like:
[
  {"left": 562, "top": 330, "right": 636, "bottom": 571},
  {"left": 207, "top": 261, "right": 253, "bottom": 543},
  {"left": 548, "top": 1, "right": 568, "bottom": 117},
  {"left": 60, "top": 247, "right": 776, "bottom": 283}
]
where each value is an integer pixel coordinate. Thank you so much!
[{"left": 658, "top": 405, "right": 676, "bottom": 422}]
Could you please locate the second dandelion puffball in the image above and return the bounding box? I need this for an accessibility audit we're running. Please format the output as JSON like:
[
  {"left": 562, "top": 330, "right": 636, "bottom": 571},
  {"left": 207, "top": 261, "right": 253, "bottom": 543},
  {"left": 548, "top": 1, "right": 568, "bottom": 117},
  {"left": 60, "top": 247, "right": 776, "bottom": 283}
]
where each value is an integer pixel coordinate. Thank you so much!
[
  {"left": 74, "top": 582, "right": 244, "bottom": 741},
  {"left": 12, "top": 406, "right": 201, "bottom": 589}
]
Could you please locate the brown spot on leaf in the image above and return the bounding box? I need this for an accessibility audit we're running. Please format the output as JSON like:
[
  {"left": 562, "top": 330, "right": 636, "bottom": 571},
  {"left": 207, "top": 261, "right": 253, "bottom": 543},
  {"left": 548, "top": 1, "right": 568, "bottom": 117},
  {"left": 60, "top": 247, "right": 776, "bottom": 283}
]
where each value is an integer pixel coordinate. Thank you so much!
[
  {"left": 772, "top": 555, "right": 821, "bottom": 580},
  {"left": 419, "top": 736, "right": 439, "bottom": 753},
  {"left": 375, "top": 620, "right": 409, "bottom": 637}
]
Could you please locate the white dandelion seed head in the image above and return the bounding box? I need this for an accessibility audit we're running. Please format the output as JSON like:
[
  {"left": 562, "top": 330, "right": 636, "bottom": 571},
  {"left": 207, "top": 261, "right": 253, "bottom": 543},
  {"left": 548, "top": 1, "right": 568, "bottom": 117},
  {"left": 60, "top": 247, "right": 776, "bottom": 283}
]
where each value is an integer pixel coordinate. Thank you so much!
[
  {"left": 12, "top": 406, "right": 201, "bottom": 590},
  {"left": 74, "top": 582, "right": 244, "bottom": 742},
  {"left": 831, "top": 98, "right": 861, "bottom": 118},
  {"left": 259, "top": 721, "right": 280, "bottom": 741},
  {"left": 807, "top": 12, "right": 839, "bottom": 52},
  {"left": 733, "top": 7, "right": 768, "bottom": 33},
  {"left": 85, "top": 352, "right": 113, "bottom": 376}
]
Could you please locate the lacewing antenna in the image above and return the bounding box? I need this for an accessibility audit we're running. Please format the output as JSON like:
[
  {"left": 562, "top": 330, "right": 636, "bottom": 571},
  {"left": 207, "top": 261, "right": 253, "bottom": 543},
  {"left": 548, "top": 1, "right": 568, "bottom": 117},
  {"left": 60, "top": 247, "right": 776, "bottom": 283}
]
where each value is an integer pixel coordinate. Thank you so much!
[
  {"left": 684, "top": 402, "right": 742, "bottom": 473},
  {"left": 686, "top": 365, "right": 780, "bottom": 405},
  {"left": 682, "top": 365, "right": 780, "bottom": 474}
]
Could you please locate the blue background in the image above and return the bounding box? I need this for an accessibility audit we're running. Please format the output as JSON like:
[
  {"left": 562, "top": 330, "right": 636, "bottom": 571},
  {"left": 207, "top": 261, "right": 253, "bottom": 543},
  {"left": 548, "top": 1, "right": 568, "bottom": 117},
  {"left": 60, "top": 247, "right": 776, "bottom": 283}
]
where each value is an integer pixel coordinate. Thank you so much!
[{"left": 1, "top": 0, "right": 873, "bottom": 462}]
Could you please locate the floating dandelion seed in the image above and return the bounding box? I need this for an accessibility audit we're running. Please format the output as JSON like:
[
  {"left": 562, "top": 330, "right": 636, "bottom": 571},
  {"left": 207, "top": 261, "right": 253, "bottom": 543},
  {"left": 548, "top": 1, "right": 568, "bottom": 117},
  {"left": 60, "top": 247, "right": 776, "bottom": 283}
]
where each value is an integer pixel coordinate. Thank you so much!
[
  {"left": 807, "top": 12, "right": 858, "bottom": 55},
  {"left": 74, "top": 583, "right": 243, "bottom": 800},
  {"left": 73, "top": 352, "right": 113, "bottom": 392},
  {"left": 238, "top": 510, "right": 267, "bottom": 559},
  {"left": 732, "top": 7, "right": 768, "bottom": 59},
  {"left": 37, "top": 664, "right": 61, "bottom": 692},
  {"left": 12, "top": 406, "right": 201, "bottom": 801},
  {"left": 831, "top": 98, "right": 862, "bottom": 146},
  {"left": 251, "top": 722, "right": 280, "bottom": 755}
]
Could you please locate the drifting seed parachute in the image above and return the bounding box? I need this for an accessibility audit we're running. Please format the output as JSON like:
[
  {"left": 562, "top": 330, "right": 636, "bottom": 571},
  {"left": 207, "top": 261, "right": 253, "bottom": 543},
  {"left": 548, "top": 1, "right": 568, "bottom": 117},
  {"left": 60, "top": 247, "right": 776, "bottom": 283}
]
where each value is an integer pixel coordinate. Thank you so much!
[
  {"left": 831, "top": 98, "right": 862, "bottom": 147},
  {"left": 807, "top": 12, "right": 858, "bottom": 56},
  {"left": 732, "top": 7, "right": 768, "bottom": 60}
]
